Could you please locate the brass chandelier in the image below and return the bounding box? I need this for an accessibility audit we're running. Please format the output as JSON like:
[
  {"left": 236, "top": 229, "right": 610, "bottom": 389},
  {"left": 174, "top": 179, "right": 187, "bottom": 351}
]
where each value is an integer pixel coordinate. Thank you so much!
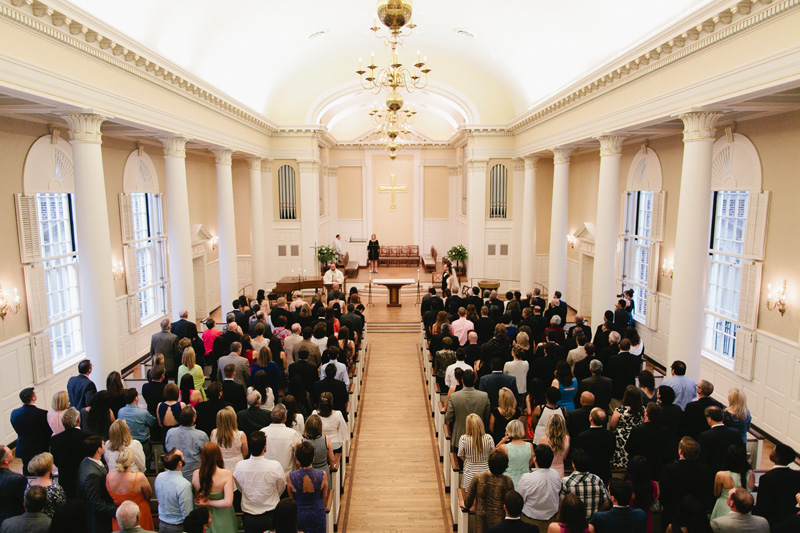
[{"left": 370, "top": 90, "right": 417, "bottom": 160}]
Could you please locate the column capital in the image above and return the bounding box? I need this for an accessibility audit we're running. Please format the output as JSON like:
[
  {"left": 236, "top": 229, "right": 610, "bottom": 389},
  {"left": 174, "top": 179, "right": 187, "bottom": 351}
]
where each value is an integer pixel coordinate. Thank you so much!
[
  {"left": 447, "top": 165, "right": 460, "bottom": 177},
  {"left": 466, "top": 159, "right": 489, "bottom": 173},
  {"left": 62, "top": 113, "right": 106, "bottom": 143},
  {"left": 158, "top": 136, "right": 191, "bottom": 158},
  {"left": 595, "top": 135, "right": 626, "bottom": 156},
  {"left": 245, "top": 157, "right": 263, "bottom": 171},
  {"left": 261, "top": 158, "right": 273, "bottom": 173},
  {"left": 513, "top": 158, "right": 525, "bottom": 172},
  {"left": 678, "top": 112, "right": 723, "bottom": 141},
  {"left": 524, "top": 155, "right": 540, "bottom": 170},
  {"left": 326, "top": 165, "right": 338, "bottom": 178},
  {"left": 298, "top": 159, "right": 319, "bottom": 173},
  {"left": 211, "top": 148, "right": 234, "bottom": 166},
  {"left": 551, "top": 146, "right": 574, "bottom": 165}
]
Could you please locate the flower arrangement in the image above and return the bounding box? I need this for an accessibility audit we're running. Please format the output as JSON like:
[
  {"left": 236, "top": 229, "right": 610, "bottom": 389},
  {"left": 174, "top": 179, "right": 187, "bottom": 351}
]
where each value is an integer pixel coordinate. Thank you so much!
[
  {"left": 447, "top": 244, "right": 468, "bottom": 271},
  {"left": 317, "top": 245, "right": 338, "bottom": 266}
]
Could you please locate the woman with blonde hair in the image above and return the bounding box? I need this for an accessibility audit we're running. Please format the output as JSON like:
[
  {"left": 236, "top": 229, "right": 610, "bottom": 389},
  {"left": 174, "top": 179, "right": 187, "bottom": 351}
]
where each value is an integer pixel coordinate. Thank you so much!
[
  {"left": 26, "top": 452, "right": 65, "bottom": 517},
  {"left": 177, "top": 347, "right": 207, "bottom": 401},
  {"left": 192, "top": 442, "right": 237, "bottom": 533},
  {"left": 724, "top": 388, "right": 752, "bottom": 445},
  {"left": 105, "top": 447, "right": 154, "bottom": 531},
  {"left": 210, "top": 406, "right": 248, "bottom": 472},
  {"left": 104, "top": 419, "right": 146, "bottom": 473},
  {"left": 303, "top": 414, "right": 336, "bottom": 481},
  {"left": 458, "top": 413, "right": 495, "bottom": 490},
  {"left": 496, "top": 419, "right": 534, "bottom": 488},
  {"left": 47, "top": 391, "right": 70, "bottom": 435},
  {"left": 489, "top": 387, "right": 521, "bottom": 444},
  {"left": 539, "top": 414, "right": 570, "bottom": 477}
]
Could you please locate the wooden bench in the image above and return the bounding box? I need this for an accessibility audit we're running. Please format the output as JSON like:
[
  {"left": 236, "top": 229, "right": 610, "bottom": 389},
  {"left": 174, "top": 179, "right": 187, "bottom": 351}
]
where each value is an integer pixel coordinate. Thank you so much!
[
  {"left": 343, "top": 251, "right": 359, "bottom": 278},
  {"left": 422, "top": 245, "right": 438, "bottom": 272}
]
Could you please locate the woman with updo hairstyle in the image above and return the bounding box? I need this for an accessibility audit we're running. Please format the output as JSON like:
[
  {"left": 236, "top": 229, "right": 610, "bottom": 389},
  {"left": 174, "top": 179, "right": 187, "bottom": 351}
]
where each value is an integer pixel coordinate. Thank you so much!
[
  {"left": 192, "top": 442, "right": 237, "bottom": 533},
  {"left": 312, "top": 391, "right": 349, "bottom": 453},
  {"left": 105, "top": 447, "right": 154, "bottom": 531},
  {"left": 463, "top": 449, "right": 514, "bottom": 533},
  {"left": 25, "top": 452, "right": 65, "bottom": 517},
  {"left": 548, "top": 493, "right": 594, "bottom": 533},
  {"left": 496, "top": 419, "right": 534, "bottom": 489},
  {"left": 157, "top": 383, "right": 186, "bottom": 432},
  {"left": 104, "top": 419, "right": 146, "bottom": 473}
]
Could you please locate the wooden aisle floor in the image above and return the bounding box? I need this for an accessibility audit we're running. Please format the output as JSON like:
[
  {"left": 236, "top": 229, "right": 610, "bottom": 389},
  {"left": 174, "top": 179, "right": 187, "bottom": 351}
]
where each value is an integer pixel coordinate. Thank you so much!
[{"left": 341, "top": 295, "right": 450, "bottom": 533}]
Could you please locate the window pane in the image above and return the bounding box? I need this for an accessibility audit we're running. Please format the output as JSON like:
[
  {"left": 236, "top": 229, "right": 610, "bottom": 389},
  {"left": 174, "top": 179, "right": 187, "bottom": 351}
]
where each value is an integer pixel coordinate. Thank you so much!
[{"left": 703, "top": 313, "right": 738, "bottom": 360}]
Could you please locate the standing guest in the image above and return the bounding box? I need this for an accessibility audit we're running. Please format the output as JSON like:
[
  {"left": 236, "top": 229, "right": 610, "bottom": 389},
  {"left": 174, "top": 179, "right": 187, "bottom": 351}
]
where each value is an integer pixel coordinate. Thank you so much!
[
  {"left": 81, "top": 390, "right": 115, "bottom": 440},
  {"left": 104, "top": 420, "right": 145, "bottom": 473},
  {"left": 217, "top": 342, "right": 250, "bottom": 387},
  {"left": 699, "top": 406, "right": 742, "bottom": 476},
  {"left": 10, "top": 387, "right": 51, "bottom": 475},
  {"left": 547, "top": 494, "right": 595, "bottom": 533},
  {"left": 496, "top": 420, "right": 533, "bottom": 489},
  {"left": 234, "top": 431, "right": 286, "bottom": 533},
  {"left": 626, "top": 327, "right": 644, "bottom": 357},
  {"left": 210, "top": 321, "right": 242, "bottom": 383},
  {"left": 610, "top": 385, "right": 644, "bottom": 470},
  {"left": 575, "top": 408, "right": 615, "bottom": 484},
  {"left": 179, "top": 374, "right": 203, "bottom": 407},
  {"left": 625, "top": 455, "right": 659, "bottom": 533},
  {"left": 237, "top": 391, "right": 272, "bottom": 437},
  {"left": 624, "top": 403, "right": 670, "bottom": 479},
  {"left": 504, "top": 343, "right": 529, "bottom": 401},
  {"left": 711, "top": 445, "right": 754, "bottom": 521},
  {"left": 452, "top": 307, "right": 475, "bottom": 347},
  {"left": 529, "top": 387, "right": 566, "bottom": 444},
  {"left": 302, "top": 415, "right": 335, "bottom": 482},
  {"left": 0, "top": 485, "right": 50, "bottom": 533},
  {"left": 319, "top": 348, "right": 350, "bottom": 387},
  {"left": 576, "top": 360, "right": 612, "bottom": 414},
  {"left": 560, "top": 449, "right": 610, "bottom": 519},
  {"left": 446, "top": 348, "right": 473, "bottom": 389},
  {"left": 754, "top": 443, "right": 800, "bottom": 527},
  {"left": 490, "top": 388, "right": 521, "bottom": 445},
  {"left": 221, "top": 364, "right": 248, "bottom": 413},
  {"left": 67, "top": 359, "right": 97, "bottom": 411},
  {"left": 367, "top": 234, "right": 380, "bottom": 273},
  {"left": 154, "top": 449, "right": 194, "bottom": 533},
  {"left": 25, "top": 452, "right": 65, "bottom": 517},
  {"left": 270, "top": 499, "right": 300, "bottom": 533},
  {"left": 141, "top": 366, "right": 166, "bottom": 420},
  {"left": 210, "top": 407, "right": 248, "bottom": 472},
  {"left": 251, "top": 347, "right": 282, "bottom": 401},
  {"left": 592, "top": 315, "right": 614, "bottom": 352},
  {"left": 117, "top": 389, "right": 156, "bottom": 468},
  {"left": 202, "top": 318, "right": 222, "bottom": 362},
  {"left": 638, "top": 371, "right": 658, "bottom": 405},
  {"left": 723, "top": 388, "right": 751, "bottom": 445},
  {"left": 486, "top": 490, "right": 540, "bottom": 533},
  {"left": 464, "top": 450, "right": 516, "bottom": 533},
  {"left": 105, "top": 372, "right": 126, "bottom": 418},
  {"left": 47, "top": 391, "right": 70, "bottom": 435},
  {"left": 192, "top": 442, "right": 237, "bottom": 533},
  {"left": 659, "top": 437, "right": 713, "bottom": 528},
  {"left": 605, "top": 339, "right": 640, "bottom": 403},
  {"left": 312, "top": 393, "right": 349, "bottom": 453},
  {"left": 566, "top": 335, "right": 588, "bottom": 371},
  {"left": 284, "top": 395, "right": 305, "bottom": 436},
  {"left": 262, "top": 404, "right": 303, "bottom": 474},
  {"left": 660, "top": 361, "right": 697, "bottom": 410},
  {"left": 590, "top": 479, "right": 646, "bottom": 533},
  {"left": 105, "top": 448, "right": 153, "bottom": 532},
  {"left": 539, "top": 415, "right": 569, "bottom": 478},
  {"left": 182, "top": 507, "right": 212, "bottom": 533},
  {"left": 289, "top": 347, "right": 321, "bottom": 408},
  {"left": 445, "top": 369, "right": 491, "bottom": 452},
  {"left": 164, "top": 406, "right": 209, "bottom": 481},
  {"left": 294, "top": 327, "right": 322, "bottom": 368},
  {"left": 112, "top": 500, "right": 153, "bottom": 533},
  {"left": 658, "top": 386, "right": 683, "bottom": 459},
  {"left": 479, "top": 358, "right": 519, "bottom": 409},
  {"left": 249, "top": 370, "right": 276, "bottom": 413},
  {"left": 157, "top": 383, "right": 186, "bottom": 435},
  {"left": 150, "top": 318, "right": 180, "bottom": 381},
  {"left": 77, "top": 436, "right": 118, "bottom": 533},
  {"left": 287, "top": 442, "right": 328, "bottom": 533},
  {"left": 283, "top": 324, "right": 304, "bottom": 365},
  {"left": 552, "top": 361, "right": 578, "bottom": 412},
  {"left": 459, "top": 414, "right": 496, "bottom": 490},
  {"left": 178, "top": 348, "right": 207, "bottom": 402},
  {"left": 49, "top": 408, "right": 89, "bottom": 497},
  {"left": 567, "top": 392, "right": 595, "bottom": 438},
  {"left": 251, "top": 323, "right": 270, "bottom": 360},
  {"left": 434, "top": 337, "right": 457, "bottom": 391},
  {"left": 194, "top": 382, "right": 230, "bottom": 437},
  {"left": 312, "top": 364, "right": 349, "bottom": 418},
  {"left": 710, "top": 488, "right": 768, "bottom": 533},
  {"left": 612, "top": 300, "right": 631, "bottom": 333},
  {"left": 682, "top": 380, "right": 723, "bottom": 441},
  {"left": 0, "top": 446, "right": 26, "bottom": 526},
  {"left": 517, "top": 444, "right": 561, "bottom": 531}
]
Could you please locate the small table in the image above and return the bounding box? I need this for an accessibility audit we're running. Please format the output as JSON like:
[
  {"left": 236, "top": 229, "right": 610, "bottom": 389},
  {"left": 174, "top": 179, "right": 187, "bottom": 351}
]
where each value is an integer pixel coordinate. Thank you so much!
[
  {"left": 373, "top": 278, "right": 416, "bottom": 307},
  {"left": 273, "top": 276, "right": 324, "bottom": 297}
]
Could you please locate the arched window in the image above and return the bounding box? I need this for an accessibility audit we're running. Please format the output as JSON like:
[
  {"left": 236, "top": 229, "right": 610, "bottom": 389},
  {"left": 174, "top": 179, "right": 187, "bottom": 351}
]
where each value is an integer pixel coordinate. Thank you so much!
[
  {"left": 278, "top": 165, "right": 297, "bottom": 219},
  {"left": 489, "top": 164, "right": 507, "bottom": 218}
]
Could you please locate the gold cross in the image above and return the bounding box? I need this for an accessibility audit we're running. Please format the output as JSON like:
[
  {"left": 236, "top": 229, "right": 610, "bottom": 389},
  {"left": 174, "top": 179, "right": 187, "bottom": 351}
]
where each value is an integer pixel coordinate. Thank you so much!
[{"left": 378, "top": 174, "right": 407, "bottom": 210}]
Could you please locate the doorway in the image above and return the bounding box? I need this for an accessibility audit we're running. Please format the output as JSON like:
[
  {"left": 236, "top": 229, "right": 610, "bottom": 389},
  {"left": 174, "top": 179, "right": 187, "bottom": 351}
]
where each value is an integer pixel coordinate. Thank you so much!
[
  {"left": 193, "top": 254, "right": 207, "bottom": 319},
  {"left": 580, "top": 253, "right": 593, "bottom": 317}
]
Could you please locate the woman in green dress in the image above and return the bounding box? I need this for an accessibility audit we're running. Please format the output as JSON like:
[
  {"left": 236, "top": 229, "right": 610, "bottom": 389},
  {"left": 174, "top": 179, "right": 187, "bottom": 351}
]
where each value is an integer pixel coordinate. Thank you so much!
[
  {"left": 192, "top": 442, "right": 237, "bottom": 533},
  {"left": 177, "top": 347, "right": 207, "bottom": 401}
]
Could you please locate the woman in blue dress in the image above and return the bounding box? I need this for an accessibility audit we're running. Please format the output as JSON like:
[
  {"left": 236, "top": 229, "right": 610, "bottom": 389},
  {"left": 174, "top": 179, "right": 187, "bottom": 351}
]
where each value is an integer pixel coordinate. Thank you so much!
[
  {"left": 551, "top": 360, "right": 578, "bottom": 411},
  {"left": 288, "top": 441, "right": 328, "bottom": 533}
]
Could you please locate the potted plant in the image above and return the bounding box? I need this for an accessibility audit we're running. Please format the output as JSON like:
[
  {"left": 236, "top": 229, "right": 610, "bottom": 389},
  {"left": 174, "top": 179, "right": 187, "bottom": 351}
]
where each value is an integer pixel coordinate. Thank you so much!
[
  {"left": 447, "top": 244, "right": 468, "bottom": 275},
  {"left": 317, "top": 245, "right": 338, "bottom": 270}
]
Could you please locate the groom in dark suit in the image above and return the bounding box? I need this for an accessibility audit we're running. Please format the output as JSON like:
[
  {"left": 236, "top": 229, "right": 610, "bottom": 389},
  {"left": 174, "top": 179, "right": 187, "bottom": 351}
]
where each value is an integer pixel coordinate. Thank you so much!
[{"left": 77, "top": 436, "right": 117, "bottom": 533}]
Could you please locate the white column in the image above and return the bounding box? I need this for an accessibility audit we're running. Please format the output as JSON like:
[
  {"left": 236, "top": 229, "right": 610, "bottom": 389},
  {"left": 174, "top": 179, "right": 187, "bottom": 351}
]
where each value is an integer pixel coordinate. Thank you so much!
[
  {"left": 260, "top": 159, "right": 277, "bottom": 285},
  {"left": 667, "top": 112, "right": 722, "bottom": 380},
  {"left": 63, "top": 113, "right": 118, "bottom": 384},
  {"left": 299, "top": 159, "right": 320, "bottom": 276},
  {"left": 548, "top": 147, "right": 573, "bottom": 299},
  {"left": 212, "top": 148, "right": 238, "bottom": 314},
  {"left": 247, "top": 157, "right": 267, "bottom": 294},
  {"left": 159, "top": 136, "right": 196, "bottom": 321},
  {"left": 466, "top": 159, "right": 488, "bottom": 284},
  {"left": 520, "top": 156, "right": 539, "bottom": 293},
  {"left": 591, "top": 135, "right": 626, "bottom": 325}
]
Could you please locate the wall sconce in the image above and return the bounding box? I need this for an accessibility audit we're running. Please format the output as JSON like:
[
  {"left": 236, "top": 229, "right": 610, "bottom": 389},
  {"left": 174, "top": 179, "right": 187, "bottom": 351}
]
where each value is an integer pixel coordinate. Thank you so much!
[
  {"left": 112, "top": 261, "right": 125, "bottom": 280},
  {"left": 567, "top": 235, "right": 576, "bottom": 249},
  {"left": 210, "top": 236, "right": 219, "bottom": 250},
  {"left": 661, "top": 259, "right": 674, "bottom": 278},
  {"left": 0, "top": 285, "right": 21, "bottom": 320},
  {"left": 766, "top": 280, "right": 787, "bottom": 316}
]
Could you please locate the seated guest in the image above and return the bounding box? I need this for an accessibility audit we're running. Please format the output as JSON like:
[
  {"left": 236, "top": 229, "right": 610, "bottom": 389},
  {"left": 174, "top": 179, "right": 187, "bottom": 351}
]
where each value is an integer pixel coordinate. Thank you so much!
[
  {"left": 699, "top": 406, "right": 742, "bottom": 475},
  {"left": 0, "top": 485, "right": 50, "bottom": 533},
  {"left": 104, "top": 419, "right": 146, "bottom": 473},
  {"left": 711, "top": 445, "right": 754, "bottom": 521},
  {"left": 486, "top": 490, "right": 540, "bottom": 533},
  {"left": 49, "top": 408, "right": 89, "bottom": 498},
  {"left": 0, "top": 445, "right": 26, "bottom": 526},
  {"left": 624, "top": 402, "right": 670, "bottom": 479},
  {"left": 77, "top": 435, "right": 118, "bottom": 533},
  {"left": 154, "top": 449, "right": 194, "bottom": 533},
  {"left": 10, "top": 387, "right": 52, "bottom": 475},
  {"left": 682, "top": 379, "right": 723, "bottom": 441},
  {"left": 517, "top": 444, "right": 561, "bottom": 531},
  {"left": 237, "top": 390, "right": 272, "bottom": 436},
  {"left": 659, "top": 437, "right": 713, "bottom": 527},
  {"left": 567, "top": 392, "right": 595, "bottom": 438},
  {"left": 660, "top": 360, "right": 697, "bottom": 410},
  {"left": 625, "top": 456, "right": 658, "bottom": 533},
  {"left": 575, "top": 408, "right": 615, "bottom": 484},
  {"left": 464, "top": 450, "right": 516, "bottom": 533},
  {"left": 25, "top": 452, "right": 65, "bottom": 518},
  {"left": 47, "top": 391, "right": 69, "bottom": 436},
  {"left": 561, "top": 449, "right": 609, "bottom": 519},
  {"left": 194, "top": 382, "right": 231, "bottom": 437},
  {"left": 547, "top": 493, "right": 594, "bottom": 533},
  {"left": 754, "top": 443, "right": 800, "bottom": 527},
  {"left": 157, "top": 384, "right": 186, "bottom": 436},
  {"left": 113, "top": 500, "right": 153, "bottom": 533},
  {"left": 710, "top": 488, "right": 768, "bottom": 533},
  {"left": 233, "top": 431, "right": 286, "bottom": 533},
  {"left": 220, "top": 364, "right": 247, "bottom": 413},
  {"left": 589, "top": 479, "right": 646, "bottom": 533},
  {"left": 164, "top": 406, "right": 209, "bottom": 481},
  {"left": 262, "top": 404, "right": 303, "bottom": 475}
]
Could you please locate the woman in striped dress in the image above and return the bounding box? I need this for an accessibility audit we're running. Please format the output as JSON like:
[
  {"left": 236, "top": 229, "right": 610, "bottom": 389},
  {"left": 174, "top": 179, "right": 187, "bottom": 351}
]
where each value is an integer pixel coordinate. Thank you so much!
[{"left": 458, "top": 413, "right": 495, "bottom": 490}]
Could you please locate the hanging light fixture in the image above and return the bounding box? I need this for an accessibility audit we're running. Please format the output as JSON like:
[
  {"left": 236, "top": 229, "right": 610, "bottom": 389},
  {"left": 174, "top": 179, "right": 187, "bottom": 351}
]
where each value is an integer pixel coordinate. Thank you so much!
[{"left": 369, "top": 90, "right": 417, "bottom": 159}]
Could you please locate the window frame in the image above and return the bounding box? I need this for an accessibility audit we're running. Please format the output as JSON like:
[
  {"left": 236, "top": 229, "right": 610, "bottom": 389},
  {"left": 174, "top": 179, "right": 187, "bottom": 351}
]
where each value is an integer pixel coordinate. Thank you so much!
[
  {"left": 621, "top": 190, "right": 655, "bottom": 322},
  {"left": 128, "top": 192, "right": 168, "bottom": 326}
]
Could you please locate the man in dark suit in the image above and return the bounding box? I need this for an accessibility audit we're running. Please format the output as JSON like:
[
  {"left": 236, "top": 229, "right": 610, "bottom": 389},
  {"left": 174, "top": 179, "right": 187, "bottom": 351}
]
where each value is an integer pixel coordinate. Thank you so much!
[
  {"left": 573, "top": 343, "right": 596, "bottom": 383},
  {"left": 0, "top": 485, "right": 50, "bottom": 533},
  {"left": 150, "top": 317, "right": 180, "bottom": 381},
  {"left": 612, "top": 299, "right": 631, "bottom": 334},
  {"left": 657, "top": 385, "right": 683, "bottom": 461},
  {"left": 49, "top": 407, "right": 90, "bottom": 497},
  {"left": 590, "top": 479, "right": 646, "bottom": 533},
  {"left": 753, "top": 443, "right": 800, "bottom": 527},
  {"left": 141, "top": 366, "right": 167, "bottom": 419},
  {"left": 530, "top": 288, "right": 547, "bottom": 316},
  {"left": 77, "top": 436, "right": 118, "bottom": 533},
  {"left": 530, "top": 342, "right": 559, "bottom": 385},
  {"left": 478, "top": 358, "right": 519, "bottom": 408},
  {"left": 682, "top": 379, "right": 723, "bottom": 441},
  {"left": 605, "top": 339, "right": 639, "bottom": 401},
  {"left": 428, "top": 323, "right": 459, "bottom": 358},
  {"left": 573, "top": 315, "right": 592, "bottom": 342},
  {"left": 660, "top": 437, "right": 714, "bottom": 526},
  {"left": 195, "top": 382, "right": 232, "bottom": 436},
  {"left": 464, "top": 286, "right": 484, "bottom": 314},
  {"left": 698, "top": 406, "right": 742, "bottom": 475},
  {"left": 597, "top": 330, "right": 620, "bottom": 368},
  {"left": 463, "top": 332, "right": 482, "bottom": 368},
  {"left": 577, "top": 359, "right": 613, "bottom": 413},
  {"left": 592, "top": 314, "right": 614, "bottom": 352},
  {"left": 171, "top": 309, "right": 204, "bottom": 365},
  {"left": 230, "top": 299, "right": 249, "bottom": 333},
  {"left": 237, "top": 390, "right": 272, "bottom": 436},
  {"left": 486, "top": 490, "right": 539, "bottom": 533},
  {"left": 420, "top": 287, "right": 439, "bottom": 317},
  {"left": 625, "top": 403, "right": 671, "bottom": 479},
  {"left": 9, "top": 387, "right": 51, "bottom": 475},
  {"left": 312, "top": 363, "right": 349, "bottom": 415},
  {"left": 67, "top": 358, "right": 97, "bottom": 411},
  {"left": 567, "top": 392, "right": 595, "bottom": 438},
  {"left": 0, "top": 445, "right": 26, "bottom": 526},
  {"left": 576, "top": 408, "right": 615, "bottom": 484},
  {"left": 210, "top": 319, "right": 242, "bottom": 382},
  {"left": 289, "top": 347, "right": 320, "bottom": 403},
  {"left": 473, "top": 307, "right": 497, "bottom": 346},
  {"left": 340, "top": 304, "right": 364, "bottom": 340},
  {"left": 248, "top": 310, "right": 268, "bottom": 337}
]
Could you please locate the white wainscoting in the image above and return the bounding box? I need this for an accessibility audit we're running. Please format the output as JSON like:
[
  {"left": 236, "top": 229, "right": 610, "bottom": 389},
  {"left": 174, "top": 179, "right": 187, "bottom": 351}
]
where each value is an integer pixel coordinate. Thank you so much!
[
  {"left": 237, "top": 255, "right": 252, "bottom": 293},
  {"left": 535, "top": 254, "right": 549, "bottom": 293},
  {"left": 207, "top": 259, "right": 221, "bottom": 311},
  {"left": 457, "top": 218, "right": 468, "bottom": 257},
  {"left": 565, "top": 258, "right": 580, "bottom": 309},
  {"left": 338, "top": 220, "right": 366, "bottom": 267},
  {"left": 423, "top": 219, "right": 451, "bottom": 261}
]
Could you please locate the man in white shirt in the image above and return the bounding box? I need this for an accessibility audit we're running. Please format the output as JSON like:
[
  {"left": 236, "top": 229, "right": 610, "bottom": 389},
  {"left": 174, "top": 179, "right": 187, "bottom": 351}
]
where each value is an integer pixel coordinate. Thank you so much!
[
  {"left": 333, "top": 234, "right": 343, "bottom": 261},
  {"left": 261, "top": 404, "right": 302, "bottom": 474},
  {"left": 319, "top": 349, "right": 350, "bottom": 387},
  {"left": 444, "top": 349, "right": 471, "bottom": 388},
  {"left": 450, "top": 307, "right": 474, "bottom": 347},
  {"left": 234, "top": 431, "right": 286, "bottom": 533},
  {"left": 323, "top": 263, "right": 344, "bottom": 285},
  {"left": 517, "top": 444, "right": 562, "bottom": 531}
]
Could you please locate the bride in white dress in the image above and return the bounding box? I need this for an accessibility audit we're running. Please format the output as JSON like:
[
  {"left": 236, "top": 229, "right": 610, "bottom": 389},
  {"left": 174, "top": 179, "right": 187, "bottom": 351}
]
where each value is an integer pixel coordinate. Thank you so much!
[{"left": 447, "top": 263, "right": 461, "bottom": 295}]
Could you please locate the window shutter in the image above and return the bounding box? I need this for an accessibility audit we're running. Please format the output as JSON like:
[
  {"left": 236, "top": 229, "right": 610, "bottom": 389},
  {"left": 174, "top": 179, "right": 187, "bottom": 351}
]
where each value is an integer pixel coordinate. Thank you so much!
[
  {"left": 153, "top": 194, "right": 165, "bottom": 238},
  {"left": 15, "top": 194, "right": 41, "bottom": 263},
  {"left": 157, "top": 237, "right": 169, "bottom": 282},
  {"left": 619, "top": 191, "right": 629, "bottom": 235},
  {"left": 123, "top": 244, "right": 139, "bottom": 294},
  {"left": 645, "top": 292, "right": 659, "bottom": 330},
  {"left": 119, "top": 193, "right": 135, "bottom": 244},
  {"left": 23, "top": 263, "right": 49, "bottom": 333},
  {"left": 647, "top": 241, "right": 660, "bottom": 292},
  {"left": 733, "top": 328, "right": 756, "bottom": 381},
  {"left": 127, "top": 294, "right": 141, "bottom": 333},
  {"left": 743, "top": 191, "right": 769, "bottom": 260},
  {"left": 650, "top": 191, "right": 666, "bottom": 242},
  {"left": 738, "top": 260, "right": 762, "bottom": 330},
  {"left": 616, "top": 237, "right": 627, "bottom": 289},
  {"left": 30, "top": 331, "right": 53, "bottom": 384}
]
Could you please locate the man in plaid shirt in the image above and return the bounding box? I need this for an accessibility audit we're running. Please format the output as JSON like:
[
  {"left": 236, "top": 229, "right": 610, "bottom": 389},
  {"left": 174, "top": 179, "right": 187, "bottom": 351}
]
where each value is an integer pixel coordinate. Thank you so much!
[{"left": 561, "top": 449, "right": 610, "bottom": 518}]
